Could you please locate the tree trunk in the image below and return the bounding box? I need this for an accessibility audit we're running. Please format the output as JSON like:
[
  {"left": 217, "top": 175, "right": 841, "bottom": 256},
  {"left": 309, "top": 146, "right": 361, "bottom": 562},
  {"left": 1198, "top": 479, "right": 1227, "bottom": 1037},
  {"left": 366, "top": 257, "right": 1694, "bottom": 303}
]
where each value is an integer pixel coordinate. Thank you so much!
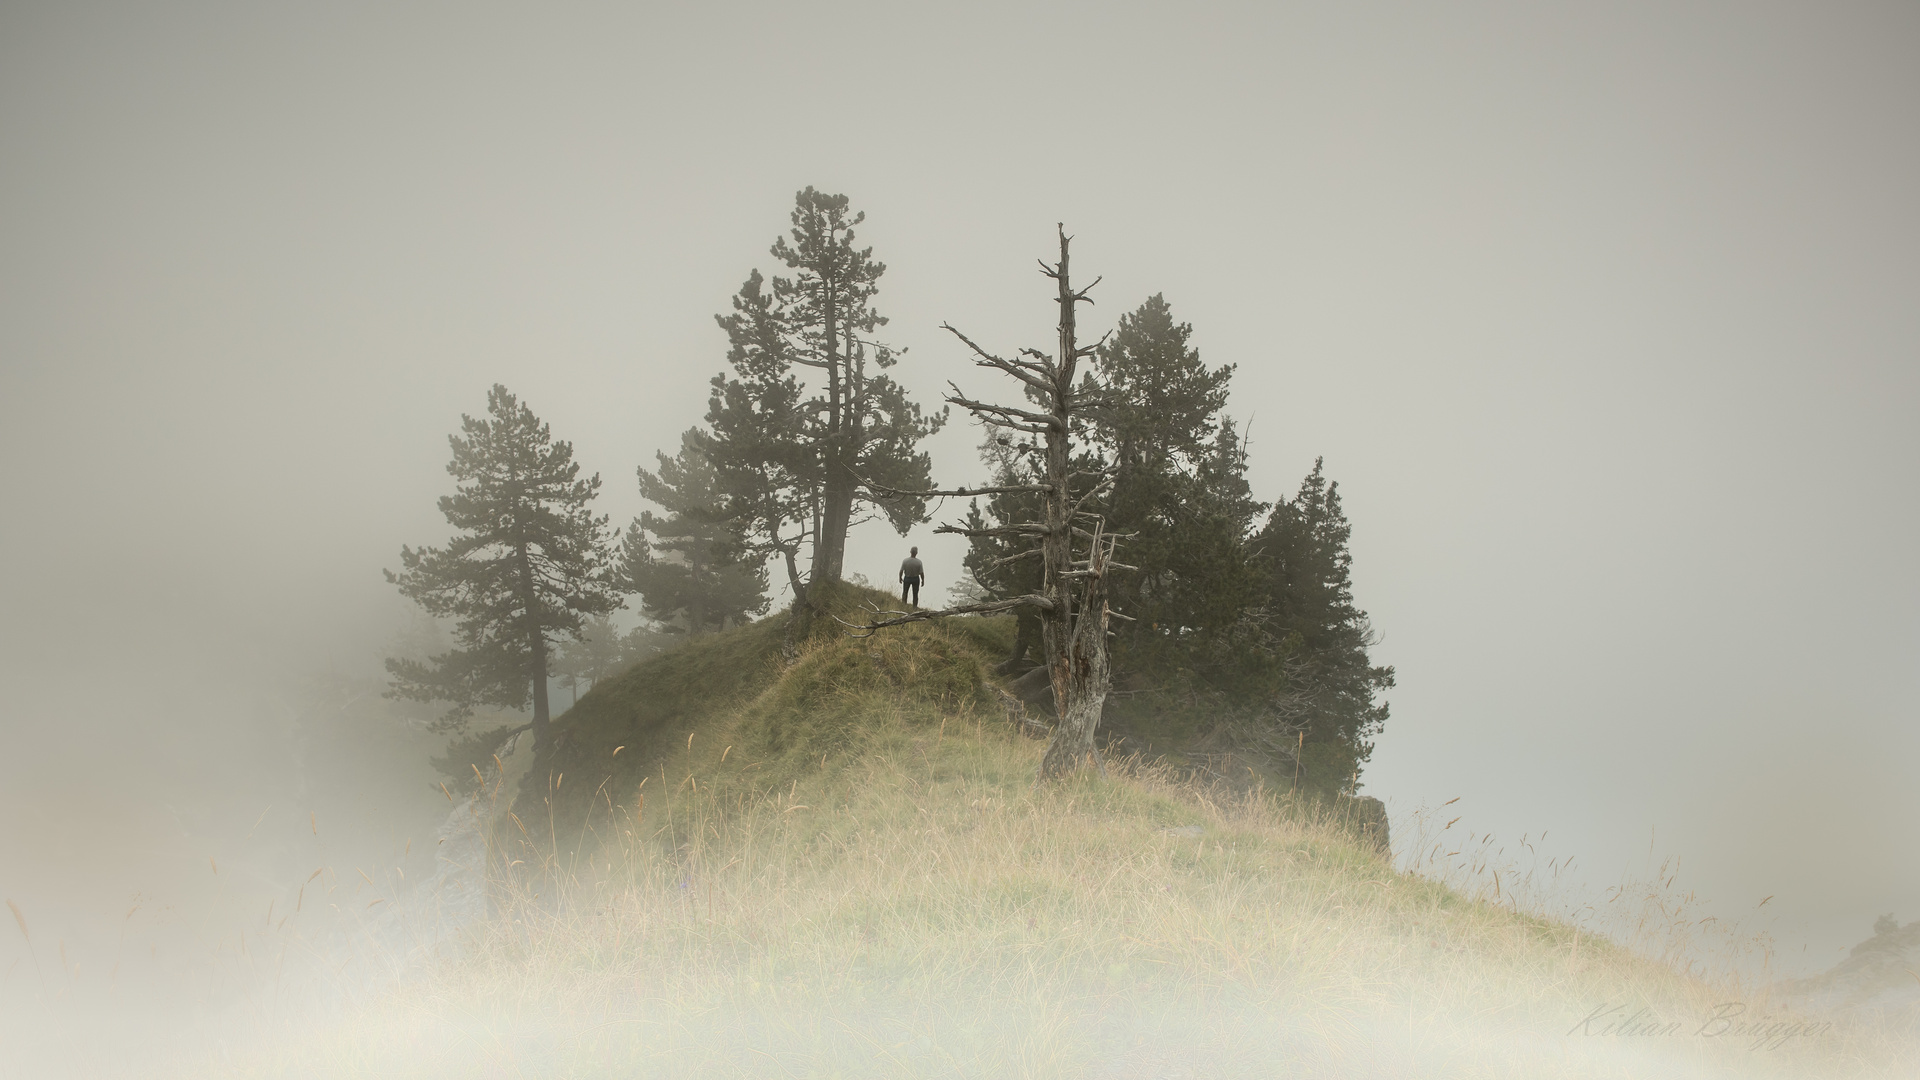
[
  {"left": 1036, "top": 227, "right": 1112, "bottom": 780},
  {"left": 518, "top": 537, "right": 552, "bottom": 755},
  {"left": 813, "top": 462, "right": 855, "bottom": 588},
  {"left": 529, "top": 622, "right": 551, "bottom": 754},
  {"left": 781, "top": 540, "right": 807, "bottom": 603},
  {"left": 806, "top": 486, "right": 826, "bottom": 588},
  {"left": 1040, "top": 524, "right": 1113, "bottom": 779},
  {"left": 809, "top": 273, "right": 847, "bottom": 589}
]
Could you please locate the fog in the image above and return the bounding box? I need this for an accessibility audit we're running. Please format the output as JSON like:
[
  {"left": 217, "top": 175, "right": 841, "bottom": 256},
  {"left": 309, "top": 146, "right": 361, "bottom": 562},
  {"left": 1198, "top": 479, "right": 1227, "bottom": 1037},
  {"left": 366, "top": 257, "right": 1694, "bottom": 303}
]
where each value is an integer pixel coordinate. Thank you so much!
[{"left": 2, "top": 0, "right": 1916, "bottom": 1067}]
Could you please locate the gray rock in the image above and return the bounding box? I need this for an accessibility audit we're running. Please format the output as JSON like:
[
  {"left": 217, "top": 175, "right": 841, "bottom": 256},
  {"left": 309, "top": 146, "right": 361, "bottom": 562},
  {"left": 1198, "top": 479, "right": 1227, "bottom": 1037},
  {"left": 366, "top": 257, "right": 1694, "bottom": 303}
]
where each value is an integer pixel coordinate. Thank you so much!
[{"left": 1337, "top": 794, "right": 1391, "bottom": 857}]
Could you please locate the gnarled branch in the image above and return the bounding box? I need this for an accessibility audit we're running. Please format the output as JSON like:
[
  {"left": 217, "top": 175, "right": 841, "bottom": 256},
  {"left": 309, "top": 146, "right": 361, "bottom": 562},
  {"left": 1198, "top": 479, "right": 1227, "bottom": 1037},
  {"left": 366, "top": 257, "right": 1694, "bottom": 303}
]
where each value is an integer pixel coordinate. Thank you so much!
[{"left": 944, "top": 384, "right": 1065, "bottom": 432}]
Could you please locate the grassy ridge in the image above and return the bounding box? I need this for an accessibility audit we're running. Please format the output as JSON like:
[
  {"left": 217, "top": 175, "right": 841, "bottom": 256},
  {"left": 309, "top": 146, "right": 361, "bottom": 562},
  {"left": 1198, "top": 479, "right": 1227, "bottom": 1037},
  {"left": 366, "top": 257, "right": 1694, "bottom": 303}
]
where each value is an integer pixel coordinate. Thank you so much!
[{"left": 522, "top": 582, "right": 1013, "bottom": 843}]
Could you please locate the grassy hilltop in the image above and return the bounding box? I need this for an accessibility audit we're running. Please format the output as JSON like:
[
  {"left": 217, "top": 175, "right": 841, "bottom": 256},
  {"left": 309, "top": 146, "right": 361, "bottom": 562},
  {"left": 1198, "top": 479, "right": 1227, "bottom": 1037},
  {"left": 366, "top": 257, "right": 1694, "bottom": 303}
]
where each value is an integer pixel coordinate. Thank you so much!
[{"left": 229, "top": 585, "right": 1908, "bottom": 1078}]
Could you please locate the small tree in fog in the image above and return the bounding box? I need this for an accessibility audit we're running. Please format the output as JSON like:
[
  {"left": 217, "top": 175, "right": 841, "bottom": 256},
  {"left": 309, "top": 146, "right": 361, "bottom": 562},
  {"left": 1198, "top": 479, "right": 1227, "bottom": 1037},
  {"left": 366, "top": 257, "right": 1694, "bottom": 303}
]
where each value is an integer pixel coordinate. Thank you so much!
[
  {"left": 385, "top": 384, "right": 621, "bottom": 757},
  {"left": 618, "top": 428, "right": 769, "bottom": 634},
  {"left": 552, "top": 614, "right": 651, "bottom": 707}
]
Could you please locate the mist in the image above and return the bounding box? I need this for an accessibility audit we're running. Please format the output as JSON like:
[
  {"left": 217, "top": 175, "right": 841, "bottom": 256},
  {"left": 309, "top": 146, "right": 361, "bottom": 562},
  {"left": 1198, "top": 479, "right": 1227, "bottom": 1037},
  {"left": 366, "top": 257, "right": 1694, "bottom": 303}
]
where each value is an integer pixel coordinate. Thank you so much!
[{"left": 2, "top": 0, "right": 1916, "bottom": 1073}]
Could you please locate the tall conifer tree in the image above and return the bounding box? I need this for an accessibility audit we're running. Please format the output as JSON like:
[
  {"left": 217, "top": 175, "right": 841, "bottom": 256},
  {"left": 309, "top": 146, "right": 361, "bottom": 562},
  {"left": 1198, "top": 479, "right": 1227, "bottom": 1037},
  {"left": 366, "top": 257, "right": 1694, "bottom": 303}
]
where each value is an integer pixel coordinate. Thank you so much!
[
  {"left": 385, "top": 384, "right": 621, "bottom": 756},
  {"left": 705, "top": 188, "right": 945, "bottom": 601}
]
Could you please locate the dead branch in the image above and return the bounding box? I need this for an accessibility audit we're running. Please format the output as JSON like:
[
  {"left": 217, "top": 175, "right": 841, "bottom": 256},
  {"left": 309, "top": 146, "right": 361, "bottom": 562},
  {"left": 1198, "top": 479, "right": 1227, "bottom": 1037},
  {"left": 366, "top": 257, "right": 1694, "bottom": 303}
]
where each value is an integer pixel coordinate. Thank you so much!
[
  {"left": 1073, "top": 329, "right": 1112, "bottom": 356},
  {"left": 964, "top": 416, "right": 1052, "bottom": 436},
  {"left": 858, "top": 474, "right": 1055, "bottom": 499},
  {"left": 942, "top": 324, "right": 1055, "bottom": 394},
  {"left": 1067, "top": 559, "right": 1139, "bottom": 572},
  {"left": 834, "top": 595, "right": 1056, "bottom": 637},
  {"left": 934, "top": 521, "right": 1053, "bottom": 538},
  {"left": 944, "top": 384, "right": 1064, "bottom": 432},
  {"left": 981, "top": 547, "right": 1043, "bottom": 570},
  {"left": 944, "top": 323, "right": 1053, "bottom": 377},
  {"left": 1068, "top": 474, "right": 1117, "bottom": 516}
]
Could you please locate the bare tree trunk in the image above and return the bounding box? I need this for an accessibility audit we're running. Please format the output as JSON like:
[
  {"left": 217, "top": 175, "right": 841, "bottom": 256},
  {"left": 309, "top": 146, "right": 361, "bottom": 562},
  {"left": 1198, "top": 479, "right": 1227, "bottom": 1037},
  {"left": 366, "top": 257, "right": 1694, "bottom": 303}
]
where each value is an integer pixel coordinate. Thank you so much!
[
  {"left": 526, "top": 596, "right": 552, "bottom": 754},
  {"left": 1031, "top": 230, "right": 1112, "bottom": 779},
  {"left": 845, "top": 225, "right": 1122, "bottom": 782},
  {"left": 781, "top": 540, "right": 807, "bottom": 603},
  {"left": 514, "top": 531, "right": 554, "bottom": 756},
  {"left": 1040, "top": 523, "right": 1114, "bottom": 778}
]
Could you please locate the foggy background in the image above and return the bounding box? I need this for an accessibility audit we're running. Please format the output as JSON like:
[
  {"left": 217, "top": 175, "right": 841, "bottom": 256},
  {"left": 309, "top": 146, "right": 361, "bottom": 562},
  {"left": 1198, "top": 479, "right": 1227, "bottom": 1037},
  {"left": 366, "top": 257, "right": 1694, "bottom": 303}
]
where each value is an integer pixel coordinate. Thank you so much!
[{"left": 2, "top": 0, "right": 1915, "bottom": 1018}]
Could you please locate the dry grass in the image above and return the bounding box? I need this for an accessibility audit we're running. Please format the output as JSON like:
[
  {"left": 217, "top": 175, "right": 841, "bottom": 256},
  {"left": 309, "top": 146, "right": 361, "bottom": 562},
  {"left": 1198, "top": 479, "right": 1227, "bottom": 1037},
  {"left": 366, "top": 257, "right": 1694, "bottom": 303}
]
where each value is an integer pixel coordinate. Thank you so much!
[
  {"left": 16, "top": 606, "right": 1915, "bottom": 1078},
  {"left": 207, "top": 710, "right": 1913, "bottom": 1078}
]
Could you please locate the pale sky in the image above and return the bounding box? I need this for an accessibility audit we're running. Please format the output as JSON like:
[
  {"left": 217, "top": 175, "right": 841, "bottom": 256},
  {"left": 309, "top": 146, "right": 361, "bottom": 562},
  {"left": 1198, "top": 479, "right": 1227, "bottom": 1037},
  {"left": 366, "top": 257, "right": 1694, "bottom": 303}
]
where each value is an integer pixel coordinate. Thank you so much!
[{"left": 3, "top": 0, "right": 1916, "bottom": 979}]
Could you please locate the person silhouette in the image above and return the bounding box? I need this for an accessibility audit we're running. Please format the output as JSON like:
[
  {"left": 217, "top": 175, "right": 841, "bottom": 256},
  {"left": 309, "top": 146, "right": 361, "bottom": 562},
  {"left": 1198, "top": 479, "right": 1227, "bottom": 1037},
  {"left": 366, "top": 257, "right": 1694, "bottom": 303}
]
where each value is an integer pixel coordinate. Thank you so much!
[{"left": 898, "top": 546, "right": 924, "bottom": 607}]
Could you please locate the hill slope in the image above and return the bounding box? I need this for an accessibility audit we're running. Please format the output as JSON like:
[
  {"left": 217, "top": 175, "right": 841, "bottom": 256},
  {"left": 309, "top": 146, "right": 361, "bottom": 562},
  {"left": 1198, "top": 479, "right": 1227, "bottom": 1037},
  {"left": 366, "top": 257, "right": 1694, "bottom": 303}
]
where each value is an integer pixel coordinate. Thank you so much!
[{"left": 220, "top": 586, "right": 1913, "bottom": 1078}]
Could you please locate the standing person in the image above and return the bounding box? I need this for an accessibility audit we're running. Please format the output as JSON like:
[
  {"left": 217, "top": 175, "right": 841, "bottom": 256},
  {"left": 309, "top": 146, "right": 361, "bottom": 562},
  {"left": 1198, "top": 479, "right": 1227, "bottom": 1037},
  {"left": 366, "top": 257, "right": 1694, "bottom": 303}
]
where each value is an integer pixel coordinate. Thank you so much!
[{"left": 899, "top": 546, "right": 924, "bottom": 607}]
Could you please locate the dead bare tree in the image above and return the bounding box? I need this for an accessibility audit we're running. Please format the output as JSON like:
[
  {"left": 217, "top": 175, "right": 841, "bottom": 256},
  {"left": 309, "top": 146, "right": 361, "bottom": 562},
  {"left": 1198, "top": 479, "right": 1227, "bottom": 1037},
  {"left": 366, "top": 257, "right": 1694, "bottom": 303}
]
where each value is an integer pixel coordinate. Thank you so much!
[{"left": 847, "top": 226, "right": 1132, "bottom": 780}]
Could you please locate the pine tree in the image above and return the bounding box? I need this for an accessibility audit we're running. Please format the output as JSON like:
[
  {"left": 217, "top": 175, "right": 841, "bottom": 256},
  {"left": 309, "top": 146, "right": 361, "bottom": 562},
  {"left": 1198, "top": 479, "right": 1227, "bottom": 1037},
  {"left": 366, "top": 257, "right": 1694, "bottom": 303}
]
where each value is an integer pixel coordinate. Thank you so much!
[
  {"left": 384, "top": 384, "right": 622, "bottom": 756},
  {"left": 1256, "top": 458, "right": 1395, "bottom": 788},
  {"left": 1077, "top": 295, "right": 1265, "bottom": 683},
  {"left": 618, "top": 428, "right": 769, "bottom": 634},
  {"left": 705, "top": 188, "right": 945, "bottom": 601}
]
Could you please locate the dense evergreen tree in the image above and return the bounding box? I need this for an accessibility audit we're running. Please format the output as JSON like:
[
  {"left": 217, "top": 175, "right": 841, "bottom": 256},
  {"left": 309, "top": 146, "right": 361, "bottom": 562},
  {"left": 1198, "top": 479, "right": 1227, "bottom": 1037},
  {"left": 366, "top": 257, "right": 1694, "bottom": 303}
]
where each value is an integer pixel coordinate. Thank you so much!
[
  {"left": 1077, "top": 295, "right": 1266, "bottom": 684},
  {"left": 704, "top": 188, "right": 945, "bottom": 601},
  {"left": 957, "top": 295, "right": 1393, "bottom": 792},
  {"left": 1255, "top": 458, "right": 1396, "bottom": 786},
  {"left": 384, "top": 385, "right": 621, "bottom": 756},
  {"left": 618, "top": 428, "right": 769, "bottom": 634}
]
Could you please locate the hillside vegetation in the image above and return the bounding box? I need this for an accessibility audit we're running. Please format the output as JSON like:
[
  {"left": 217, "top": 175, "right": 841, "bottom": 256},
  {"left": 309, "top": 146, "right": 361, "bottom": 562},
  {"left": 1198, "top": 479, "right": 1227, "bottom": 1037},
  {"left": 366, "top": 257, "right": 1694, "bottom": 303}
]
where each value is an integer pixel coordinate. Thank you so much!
[{"left": 217, "top": 586, "right": 1910, "bottom": 1078}]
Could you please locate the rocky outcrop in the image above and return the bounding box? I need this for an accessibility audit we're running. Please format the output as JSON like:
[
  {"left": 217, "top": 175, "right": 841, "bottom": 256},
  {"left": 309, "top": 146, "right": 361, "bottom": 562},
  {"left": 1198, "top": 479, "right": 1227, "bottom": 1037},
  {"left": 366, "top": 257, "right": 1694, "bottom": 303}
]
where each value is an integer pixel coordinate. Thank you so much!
[{"left": 1341, "top": 794, "right": 1390, "bottom": 857}]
